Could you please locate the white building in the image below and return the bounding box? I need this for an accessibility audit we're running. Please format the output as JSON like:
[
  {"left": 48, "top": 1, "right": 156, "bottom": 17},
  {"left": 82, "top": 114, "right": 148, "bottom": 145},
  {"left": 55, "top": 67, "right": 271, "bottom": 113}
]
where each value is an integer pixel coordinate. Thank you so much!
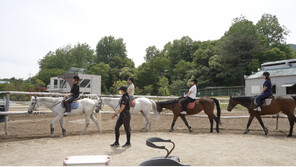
[
  {"left": 245, "top": 59, "right": 296, "bottom": 96},
  {"left": 47, "top": 68, "right": 101, "bottom": 95}
]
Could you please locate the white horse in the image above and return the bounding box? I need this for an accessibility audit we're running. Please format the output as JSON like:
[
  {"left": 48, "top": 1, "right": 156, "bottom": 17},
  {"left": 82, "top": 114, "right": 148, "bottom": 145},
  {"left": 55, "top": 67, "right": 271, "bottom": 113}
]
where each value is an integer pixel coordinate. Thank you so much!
[
  {"left": 28, "top": 96, "right": 103, "bottom": 137},
  {"left": 102, "top": 97, "right": 158, "bottom": 132}
]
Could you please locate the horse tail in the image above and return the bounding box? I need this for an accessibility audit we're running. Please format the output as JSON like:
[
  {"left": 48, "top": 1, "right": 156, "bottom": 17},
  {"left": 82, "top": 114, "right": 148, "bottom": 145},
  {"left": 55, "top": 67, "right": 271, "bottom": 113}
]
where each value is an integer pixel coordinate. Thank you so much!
[
  {"left": 211, "top": 98, "right": 221, "bottom": 125},
  {"left": 150, "top": 99, "right": 159, "bottom": 120}
]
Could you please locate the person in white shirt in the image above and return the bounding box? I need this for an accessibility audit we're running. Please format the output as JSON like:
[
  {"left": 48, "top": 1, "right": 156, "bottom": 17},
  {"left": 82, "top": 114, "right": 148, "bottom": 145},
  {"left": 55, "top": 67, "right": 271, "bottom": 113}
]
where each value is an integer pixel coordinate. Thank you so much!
[
  {"left": 127, "top": 77, "right": 135, "bottom": 100},
  {"left": 180, "top": 79, "right": 198, "bottom": 115}
]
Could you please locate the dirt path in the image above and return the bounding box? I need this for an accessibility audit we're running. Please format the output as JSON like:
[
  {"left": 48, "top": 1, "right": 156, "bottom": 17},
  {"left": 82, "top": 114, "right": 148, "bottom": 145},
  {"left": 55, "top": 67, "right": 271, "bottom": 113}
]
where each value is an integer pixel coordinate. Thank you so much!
[
  {"left": 1, "top": 132, "right": 296, "bottom": 166},
  {"left": 1, "top": 107, "right": 296, "bottom": 165}
]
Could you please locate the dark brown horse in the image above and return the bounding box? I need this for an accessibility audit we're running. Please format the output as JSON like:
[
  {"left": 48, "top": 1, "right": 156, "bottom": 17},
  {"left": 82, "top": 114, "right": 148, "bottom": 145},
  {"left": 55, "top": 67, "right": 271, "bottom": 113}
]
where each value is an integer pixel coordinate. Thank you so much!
[
  {"left": 227, "top": 95, "right": 296, "bottom": 137},
  {"left": 156, "top": 97, "right": 221, "bottom": 133}
]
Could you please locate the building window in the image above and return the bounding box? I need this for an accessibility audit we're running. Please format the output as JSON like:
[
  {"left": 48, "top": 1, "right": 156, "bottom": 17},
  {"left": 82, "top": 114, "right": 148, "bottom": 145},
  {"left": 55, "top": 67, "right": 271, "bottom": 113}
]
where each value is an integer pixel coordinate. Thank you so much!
[
  {"left": 272, "top": 85, "right": 276, "bottom": 94},
  {"left": 54, "top": 79, "right": 58, "bottom": 88},
  {"left": 287, "top": 85, "right": 296, "bottom": 94},
  {"left": 80, "top": 79, "right": 91, "bottom": 88}
]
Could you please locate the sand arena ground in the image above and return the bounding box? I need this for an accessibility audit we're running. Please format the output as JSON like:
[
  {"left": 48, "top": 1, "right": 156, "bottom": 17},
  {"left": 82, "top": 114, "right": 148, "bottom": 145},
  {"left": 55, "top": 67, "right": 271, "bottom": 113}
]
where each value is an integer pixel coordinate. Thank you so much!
[{"left": 1, "top": 105, "right": 296, "bottom": 166}]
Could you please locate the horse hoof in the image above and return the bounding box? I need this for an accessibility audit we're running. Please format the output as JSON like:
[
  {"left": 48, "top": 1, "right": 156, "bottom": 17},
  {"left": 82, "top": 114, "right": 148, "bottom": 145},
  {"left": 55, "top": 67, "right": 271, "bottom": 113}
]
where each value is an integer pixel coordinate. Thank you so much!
[
  {"left": 169, "top": 129, "right": 174, "bottom": 132},
  {"left": 188, "top": 126, "right": 193, "bottom": 132},
  {"left": 62, "top": 129, "right": 66, "bottom": 136},
  {"left": 244, "top": 129, "right": 249, "bottom": 134},
  {"left": 287, "top": 134, "right": 292, "bottom": 137},
  {"left": 264, "top": 128, "right": 269, "bottom": 135}
]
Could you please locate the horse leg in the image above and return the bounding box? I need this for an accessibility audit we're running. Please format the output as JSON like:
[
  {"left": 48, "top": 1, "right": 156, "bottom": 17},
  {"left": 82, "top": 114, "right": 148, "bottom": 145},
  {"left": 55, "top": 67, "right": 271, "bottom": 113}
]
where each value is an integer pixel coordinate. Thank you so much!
[
  {"left": 144, "top": 112, "right": 152, "bottom": 132},
  {"left": 208, "top": 118, "right": 214, "bottom": 133},
  {"left": 50, "top": 115, "right": 62, "bottom": 137},
  {"left": 170, "top": 116, "right": 178, "bottom": 132},
  {"left": 255, "top": 115, "right": 268, "bottom": 135},
  {"left": 90, "top": 113, "right": 102, "bottom": 133},
  {"left": 244, "top": 114, "right": 255, "bottom": 134},
  {"left": 180, "top": 115, "right": 192, "bottom": 132},
  {"left": 82, "top": 115, "right": 91, "bottom": 135},
  {"left": 140, "top": 110, "right": 149, "bottom": 132},
  {"left": 59, "top": 119, "right": 66, "bottom": 136},
  {"left": 206, "top": 112, "right": 219, "bottom": 133},
  {"left": 287, "top": 115, "right": 295, "bottom": 137}
]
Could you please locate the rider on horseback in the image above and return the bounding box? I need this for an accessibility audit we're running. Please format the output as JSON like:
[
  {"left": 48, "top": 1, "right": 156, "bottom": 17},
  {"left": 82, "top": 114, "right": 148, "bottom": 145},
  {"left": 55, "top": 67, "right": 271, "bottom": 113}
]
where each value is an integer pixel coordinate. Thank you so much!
[
  {"left": 180, "top": 79, "right": 198, "bottom": 115},
  {"left": 255, "top": 72, "right": 272, "bottom": 112},
  {"left": 128, "top": 77, "right": 135, "bottom": 100},
  {"left": 64, "top": 75, "right": 80, "bottom": 114}
]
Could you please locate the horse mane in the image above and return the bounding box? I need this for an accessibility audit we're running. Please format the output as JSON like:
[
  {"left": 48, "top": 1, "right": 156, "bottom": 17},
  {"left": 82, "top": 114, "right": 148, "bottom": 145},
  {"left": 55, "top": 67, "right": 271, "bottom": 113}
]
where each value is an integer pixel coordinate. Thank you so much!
[
  {"left": 37, "top": 97, "right": 62, "bottom": 103},
  {"left": 158, "top": 97, "right": 182, "bottom": 105},
  {"left": 231, "top": 96, "right": 254, "bottom": 102}
]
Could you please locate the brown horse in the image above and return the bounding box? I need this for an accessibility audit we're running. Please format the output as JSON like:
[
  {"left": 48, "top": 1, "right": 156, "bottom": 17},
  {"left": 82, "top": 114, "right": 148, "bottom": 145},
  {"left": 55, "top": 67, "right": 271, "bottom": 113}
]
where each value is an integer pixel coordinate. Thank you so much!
[
  {"left": 156, "top": 97, "right": 221, "bottom": 133},
  {"left": 227, "top": 95, "right": 296, "bottom": 137}
]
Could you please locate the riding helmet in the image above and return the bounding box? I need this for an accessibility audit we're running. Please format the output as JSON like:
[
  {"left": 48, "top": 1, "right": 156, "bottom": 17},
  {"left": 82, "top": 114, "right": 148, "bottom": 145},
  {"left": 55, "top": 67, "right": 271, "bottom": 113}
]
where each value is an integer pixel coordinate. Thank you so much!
[
  {"left": 128, "top": 77, "right": 134, "bottom": 83},
  {"left": 191, "top": 79, "right": 198, "bottom": 83},
  {"left": 118, "top": 85, "right": 128, "bottom": 92},
  {"left": 263, "top": 72, "right": 270, "bottom": 77},
  {"left": 73, "top": 75, "right": 80, "bottom": 81}
]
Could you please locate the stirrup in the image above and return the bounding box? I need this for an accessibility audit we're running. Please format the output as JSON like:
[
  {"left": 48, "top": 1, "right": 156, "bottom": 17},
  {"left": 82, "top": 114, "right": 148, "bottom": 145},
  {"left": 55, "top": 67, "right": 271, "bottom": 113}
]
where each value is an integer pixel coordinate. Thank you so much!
[
  {"left": 255, "top": 107, "right": 262, "bottom": 112},
  {"left": 180, "top": 111, "right": 187, "bottom": 115}
]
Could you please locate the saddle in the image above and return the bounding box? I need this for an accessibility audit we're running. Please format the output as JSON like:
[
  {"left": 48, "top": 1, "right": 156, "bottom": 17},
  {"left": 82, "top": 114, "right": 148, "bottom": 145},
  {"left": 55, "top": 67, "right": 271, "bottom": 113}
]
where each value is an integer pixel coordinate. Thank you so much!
[
  {"left": 61, "top": 100, "right": 79, "bottom": 109},
  {"left": 178, "top": 101, "right": 195, "bottom": 110},
  {"left": 254, "top": 95, "right": 274, "bottom": 106},
  {"left": 130, "top": 99, "right": 135, "bottom": 107}
]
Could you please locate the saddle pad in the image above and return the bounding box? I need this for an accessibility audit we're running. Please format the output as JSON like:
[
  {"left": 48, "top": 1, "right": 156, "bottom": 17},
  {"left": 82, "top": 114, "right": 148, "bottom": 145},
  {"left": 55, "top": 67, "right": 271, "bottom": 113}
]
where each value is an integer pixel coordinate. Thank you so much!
[
  {"left": 254, "top": 98, "right": 272, "bottom": 106},
  {"left": 178, "top": 101, "right": 195, "bottom": 109},
  {"left": 61, "top": 101, "right": 79, "bottom": 109},
  {"left": 129, "top": 100, "right": 135, "bottom": 107}
]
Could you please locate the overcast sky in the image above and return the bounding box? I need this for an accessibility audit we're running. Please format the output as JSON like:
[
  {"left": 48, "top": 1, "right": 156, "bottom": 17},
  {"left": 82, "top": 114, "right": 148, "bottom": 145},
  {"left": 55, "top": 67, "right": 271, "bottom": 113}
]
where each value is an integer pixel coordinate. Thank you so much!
[{"left": 1, "top": 0, "right": 296, "bottom": 80}]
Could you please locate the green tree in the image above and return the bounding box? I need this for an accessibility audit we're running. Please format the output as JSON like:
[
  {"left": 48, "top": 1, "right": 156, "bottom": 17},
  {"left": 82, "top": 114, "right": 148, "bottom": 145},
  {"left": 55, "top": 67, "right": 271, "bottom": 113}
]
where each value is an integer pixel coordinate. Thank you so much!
[
  {"left": 218, "top": 16, "right": 264, "bottom": 85},
  {"left": 169, "top": 80, "right": 186, "bottom": 96},
  {"left": 110, "top": 80, "right": 128, "bottom": 94},
  {"left": 88, "top": 62, "right": 110, "bottom": 93},
  {"left": 149, "top": 55, "right": 171, "bottom": 78},
  {"left": 37, "top": 68, "right": 65, "bottom": 85},
  {"left": 95, "top": 36, "right": 128, "bottom": 65},
  {"left": 145, "top": 46, "right": 160, "bottom": 62},
  {"left": 119, "top": 67, "right": 135, "bottom": 81},
  {"left": 158, "top": 76, "right": 170, "bottom": 96},
  {"left": 256, "top": 14, "right": 289, "bottom": 47},
  {"left": 39, "top": 46, "right": 72, "bottom": 70},
  {"left": 163, "top": 36, "right": 196, "bottom": 65},
  {"left": 173, "top": 60, "right": 191, "bottom": 80},
  {"left": 262, "top": 47, "right": 286, "bottom": 62},
  {"left": 135, "top": 63, "right": 158, "bottom": 94},
  {"left": 70, "top": 43, "right": 95, "bottom": 69}
]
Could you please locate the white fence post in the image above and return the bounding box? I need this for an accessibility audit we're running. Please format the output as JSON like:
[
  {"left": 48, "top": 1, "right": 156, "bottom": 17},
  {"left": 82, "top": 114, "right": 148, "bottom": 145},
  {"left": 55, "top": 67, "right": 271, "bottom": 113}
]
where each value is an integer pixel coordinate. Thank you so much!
[{"left": 4, "top": 94, "right": 10, "bottom": 135}]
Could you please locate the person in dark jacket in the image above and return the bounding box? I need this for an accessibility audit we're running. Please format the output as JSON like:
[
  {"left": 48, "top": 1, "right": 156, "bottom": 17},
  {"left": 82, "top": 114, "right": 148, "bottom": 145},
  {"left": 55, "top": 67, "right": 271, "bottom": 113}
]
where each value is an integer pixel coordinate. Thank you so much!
[
  {"left": 64, "top": 76, "right": 80, "bottom": 113},
  {"left": 110, "top": 85, "right": 131, "bottom": 148},
  {"left": 255, "top": 72, "right": 272, "bottom": 111}
]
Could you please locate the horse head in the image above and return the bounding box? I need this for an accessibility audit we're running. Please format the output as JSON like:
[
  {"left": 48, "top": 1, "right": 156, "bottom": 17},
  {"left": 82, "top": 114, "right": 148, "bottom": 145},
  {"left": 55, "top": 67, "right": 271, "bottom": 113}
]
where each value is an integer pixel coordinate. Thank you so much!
[
  {"left": 28, "top": 96, "right": 39, "bottom": 114},
  {"left": 156, "top": 101, "right": 164, "bottom": 113},
  {"left": 95, "top": 96, "right": 104, "bottom": 113},
  {"left": 227, "top": 96, "right": 237, "bottom": 112}
]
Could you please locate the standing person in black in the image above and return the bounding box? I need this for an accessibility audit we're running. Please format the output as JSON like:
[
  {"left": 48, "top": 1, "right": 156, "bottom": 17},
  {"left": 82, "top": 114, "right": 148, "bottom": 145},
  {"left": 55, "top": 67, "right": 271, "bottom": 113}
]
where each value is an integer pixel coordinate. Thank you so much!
[
  {"left": 64, "top": 75, "right": 80, "bottom": 114},
  {"left": 110, "top": 85, "right": 131, "bottom": 148}
]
